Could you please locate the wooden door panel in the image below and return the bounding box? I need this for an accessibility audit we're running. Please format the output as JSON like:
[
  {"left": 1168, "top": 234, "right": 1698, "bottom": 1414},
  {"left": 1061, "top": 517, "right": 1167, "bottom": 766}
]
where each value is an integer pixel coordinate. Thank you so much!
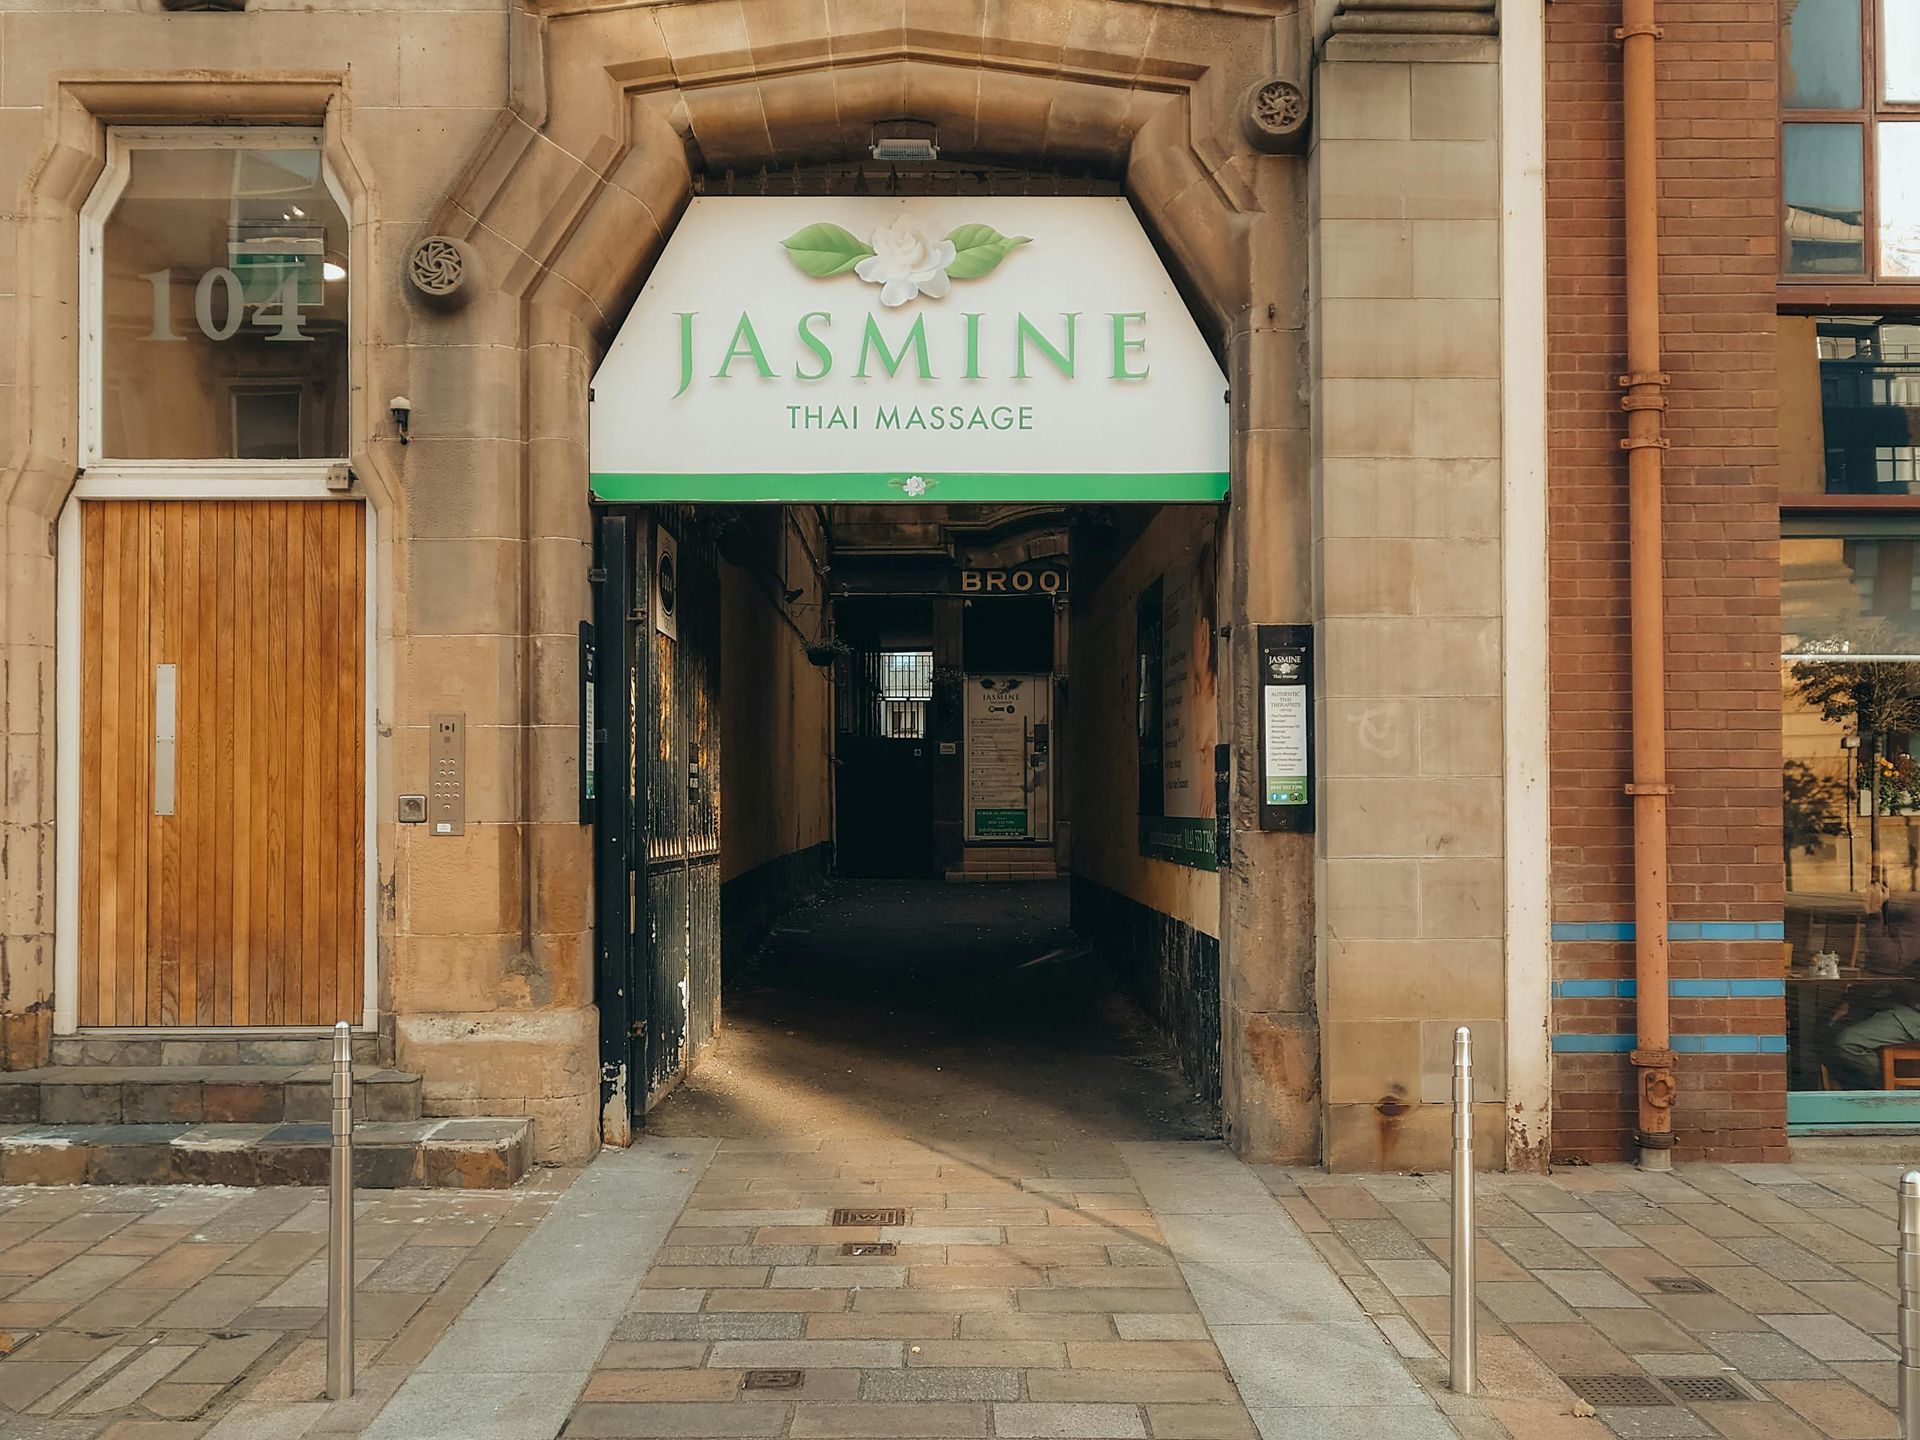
[{"left": 77, "top": 499, "right": 365, "bottom": 1027}]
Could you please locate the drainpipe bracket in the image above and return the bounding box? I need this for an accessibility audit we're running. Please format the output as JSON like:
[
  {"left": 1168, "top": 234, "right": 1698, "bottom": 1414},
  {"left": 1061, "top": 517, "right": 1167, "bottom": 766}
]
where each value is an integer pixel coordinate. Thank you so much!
[
  {"left": 1612, "top": 22, "right": 1664, "bottom": 39},
  {"left": 1619, "top": 436, "right": 1669, "bottom": 452},
  {"left": 1619, "top": 393, "right": 1668, "bottom": 413},
  {"left": 1623, "top": 782, "right": 1671, "bottom": 796},
  {"left": 1617, "top": 372, "right": 1671, "bottom": 388}
]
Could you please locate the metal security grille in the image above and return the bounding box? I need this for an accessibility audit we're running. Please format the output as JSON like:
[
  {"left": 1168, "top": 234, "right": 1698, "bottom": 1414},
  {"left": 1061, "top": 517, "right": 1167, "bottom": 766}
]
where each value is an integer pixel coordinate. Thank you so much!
[
  {"left": 1665, "top": 1376, "right": 1747, "bottom": 1403},
  {"left": 641, "top": 510, "right": 722, "bottom": 1097},
  {"left": 1561, "top": 1375, "right": 1671, "bottom": 1407},
  {"left": 838, "top": 650, "right": 933, "bottom": 739},
  {"left": 1649, "top": 1276, "right": 1713, "bottom": 1295}
]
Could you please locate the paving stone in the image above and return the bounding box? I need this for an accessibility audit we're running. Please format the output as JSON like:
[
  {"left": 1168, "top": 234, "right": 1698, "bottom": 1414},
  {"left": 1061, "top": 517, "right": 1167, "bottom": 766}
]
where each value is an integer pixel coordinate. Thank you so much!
[
  {"left": 769, "top": 1264, "right": 903, "bottom": 1288},
  {"left": 1479, "top": 1281, "right": 1580, "bottom": 1323},
  {"left": 1025, "top": 1371, "right": 1240, "bottom": 1404},
  {"left": 787, "top": 1401, "right": 988, "bottom": 1437},
  {"left": 68, "top": 1346, "right": 196, "bottom": 1416},
  {"left": 562, "top": 1401, "right": 791, "bottom": 1436},
  {"left": 1113, "top": 1313, "right": 1210, "bottom": 1340},
  {"left": 1590, "top": 1406, "right": 1713, "bottom": 1437},
  {"left": 1244, "top": 1405, "right": 1458, "bottom": 1438},
  {"left": 1488, "top": 1228, "right": 1599, "bottom": 1271},
  {"left": 1720, "top": 1238, "right": 1850, "bottom": 1284},
  {"left": 1764, "top": 1378, "right": 1900, "bottom": 1437},
  {"left": 1762, "top": 1312, "right": 1896, "bottom": 1361},
  {"left": 990, "top": 1402, "right": 1146, "bottom": 1438},
  {"left": 706, "top": 1339, "right": 903, "bottom": 1368},
  {"left": 1537, "top": 1269, "right": 1648, "bottom": 1309},
  {"left": 1701, "top": 1330, "right": 1836, "bottom": 1379},
  {"left": 1330, "top": 1219, "right": 1432, "bottom": 1260},
  {"left": 1142, "top": 1403, "right": 1258, "bottom": 1439},
  {"left": 1211, "top": 1322, "right": 1426, "bottom": 1408},
  {"left": 858, "top": 1368, "right": 1022, "bottom": 1402},
  {"left": 614, "top": 1312, "right": 804, "bottom": 1342}
]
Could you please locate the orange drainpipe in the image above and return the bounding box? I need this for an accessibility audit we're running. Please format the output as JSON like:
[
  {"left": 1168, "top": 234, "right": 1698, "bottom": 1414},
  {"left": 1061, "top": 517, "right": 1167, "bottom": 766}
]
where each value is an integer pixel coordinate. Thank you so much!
[{"left": 1619, "top": 0, "right": 1676, "bottom": 1169}]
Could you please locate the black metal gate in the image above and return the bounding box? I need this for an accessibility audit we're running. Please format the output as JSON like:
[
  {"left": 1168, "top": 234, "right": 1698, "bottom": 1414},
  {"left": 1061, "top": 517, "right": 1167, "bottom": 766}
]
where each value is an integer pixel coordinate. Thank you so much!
[
  {"left": 834, "top": 647, "right": 939, "bottom": 878},
  {"left": 592, "top": 508, "right": 722, "bottom": 1139}
]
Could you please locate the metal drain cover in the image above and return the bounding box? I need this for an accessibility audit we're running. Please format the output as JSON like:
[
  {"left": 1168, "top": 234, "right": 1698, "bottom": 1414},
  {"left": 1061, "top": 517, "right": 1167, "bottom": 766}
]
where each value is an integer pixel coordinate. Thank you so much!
[
  {"left": 832, "top": 1207, "right": 905, "bottom": 1226},
  {"left": 1562, "top": 1374, "right": 1671, "bottom": 1407},
  {"left": 1649, "top": 1275, "right": 1713, "bottom": 1295},
  {"left": 842, "top": 1241, "right": 897, "bottom": 1256},
  {"left": 742, "top": 1369, "right": 803, "bottom": 1390},
  {"left": 1665, "top": 1375, "right": 1746, "bottom": 1403}
]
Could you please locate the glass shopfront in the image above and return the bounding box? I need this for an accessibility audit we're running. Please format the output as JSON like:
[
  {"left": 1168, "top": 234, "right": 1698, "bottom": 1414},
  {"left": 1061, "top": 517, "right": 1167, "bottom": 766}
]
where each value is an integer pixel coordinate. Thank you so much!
[{"left": 1783, "top": 316, "right": 1920, "bottom": 1102}]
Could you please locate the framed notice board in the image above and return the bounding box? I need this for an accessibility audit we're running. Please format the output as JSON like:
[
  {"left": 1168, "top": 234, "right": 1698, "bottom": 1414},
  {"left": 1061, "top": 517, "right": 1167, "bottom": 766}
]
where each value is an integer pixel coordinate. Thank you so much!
[{"left": 1256, "top": 625, "right": 1313, "bottom": 833}]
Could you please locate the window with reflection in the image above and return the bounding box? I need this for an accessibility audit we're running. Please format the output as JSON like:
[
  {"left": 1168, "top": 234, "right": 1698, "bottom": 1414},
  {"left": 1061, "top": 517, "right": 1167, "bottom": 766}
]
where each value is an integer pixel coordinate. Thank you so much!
[
  {"left": 1779, "top": 316, "right": 1920, "bottom": 495},
  {"left": 96, "top": 132, "right": 348, "bottom": 460},
  {"left": 1784, "top": 532, "right": 1920, "bottom": 1089},
  {"left": 1782, "top": 0, "right": 1920, "bottom": 280}
]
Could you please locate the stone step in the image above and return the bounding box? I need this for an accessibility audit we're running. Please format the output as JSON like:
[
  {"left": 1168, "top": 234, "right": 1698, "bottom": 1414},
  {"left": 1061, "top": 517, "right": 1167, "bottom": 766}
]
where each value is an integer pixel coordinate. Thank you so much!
[
  {"left": 0, "top": 1065, "right": 423, "bottom": 1126},
  {"left": 50, "top": 1033, "right": 387, "bottom": 1068},
  {"left": 0, "top": 1118, "right": 532, "bottom": 1188}
]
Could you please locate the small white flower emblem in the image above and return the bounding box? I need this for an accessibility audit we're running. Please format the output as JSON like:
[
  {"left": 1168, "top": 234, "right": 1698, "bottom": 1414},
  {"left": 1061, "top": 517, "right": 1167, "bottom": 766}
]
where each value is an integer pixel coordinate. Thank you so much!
[
  {"left": 854, "top": 216, "right": 957, "bottom": 307},
  {"left": 890, "top": 475, "right": 935, "bottom": 497},
  {"left": 781, "top": 218, "right": 1031, "bottom": 303}
]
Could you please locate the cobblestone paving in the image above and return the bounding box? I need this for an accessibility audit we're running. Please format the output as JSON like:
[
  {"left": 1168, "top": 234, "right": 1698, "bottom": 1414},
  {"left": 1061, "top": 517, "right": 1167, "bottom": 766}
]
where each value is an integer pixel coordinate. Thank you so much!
[
  {"left": 1271, "top": 1159, "right": 1915, "bottom": 1440},
  {"left": 0, "top": 1172, "right": 571, "bottom": 1439},
  {"left": 557, "top": 1138, "right": 1457, "bottom": 1440}
]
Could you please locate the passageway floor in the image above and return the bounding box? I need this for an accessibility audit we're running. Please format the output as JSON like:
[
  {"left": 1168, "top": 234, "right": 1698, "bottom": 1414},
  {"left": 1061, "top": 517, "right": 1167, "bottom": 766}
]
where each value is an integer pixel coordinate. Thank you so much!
[{"left": 644, "top": 881, "right": 1220, "bottom": 1143}]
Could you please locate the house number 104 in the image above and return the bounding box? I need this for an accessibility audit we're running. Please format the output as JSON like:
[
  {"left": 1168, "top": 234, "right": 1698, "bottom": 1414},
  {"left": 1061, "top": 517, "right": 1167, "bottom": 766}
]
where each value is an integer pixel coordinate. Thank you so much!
[{"left": 141, "top": 267, "right": 311, "bottom": 343}]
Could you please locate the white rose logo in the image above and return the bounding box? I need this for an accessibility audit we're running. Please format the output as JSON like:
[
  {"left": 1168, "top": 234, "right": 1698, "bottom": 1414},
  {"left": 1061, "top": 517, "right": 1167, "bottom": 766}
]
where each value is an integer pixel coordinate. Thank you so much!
[{"left": 781, "top": 216, "right": 1030, "bottom": 303}]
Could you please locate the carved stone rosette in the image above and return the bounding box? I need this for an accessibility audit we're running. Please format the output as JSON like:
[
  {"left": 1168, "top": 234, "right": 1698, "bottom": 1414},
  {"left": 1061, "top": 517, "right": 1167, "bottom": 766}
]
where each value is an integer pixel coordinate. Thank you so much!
[{"left": 405, "top": 235, "right": 473, "bottom": 311}]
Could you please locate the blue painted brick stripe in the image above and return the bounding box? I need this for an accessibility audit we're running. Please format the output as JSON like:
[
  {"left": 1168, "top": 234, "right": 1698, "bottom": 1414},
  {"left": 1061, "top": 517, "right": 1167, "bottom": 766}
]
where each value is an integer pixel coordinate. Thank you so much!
[
  {"left": 1552, "top": 1033, "right": 1786, "bottom": 1054},
  {"left": 1551, "top": 921, "right": 1785, "bottom": 943},
  {"left": 1550, "top": 979, "right": 1785, "bottom": 999}
]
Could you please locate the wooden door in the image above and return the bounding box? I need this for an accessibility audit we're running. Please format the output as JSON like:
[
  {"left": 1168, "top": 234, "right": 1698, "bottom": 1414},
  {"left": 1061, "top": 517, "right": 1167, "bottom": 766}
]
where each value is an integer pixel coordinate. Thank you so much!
[{"left": 76, "top": 498, "right": 366, "bottom": 1027}]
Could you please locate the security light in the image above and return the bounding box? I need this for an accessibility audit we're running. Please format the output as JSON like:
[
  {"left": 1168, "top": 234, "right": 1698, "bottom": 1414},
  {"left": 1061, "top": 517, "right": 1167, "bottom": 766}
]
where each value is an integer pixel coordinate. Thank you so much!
[
  {"left": 870, "top": 120, "right": 939, "bottom": 163},
  {"left": 389, "top": 395, "right": 412, "bottom": 445}
]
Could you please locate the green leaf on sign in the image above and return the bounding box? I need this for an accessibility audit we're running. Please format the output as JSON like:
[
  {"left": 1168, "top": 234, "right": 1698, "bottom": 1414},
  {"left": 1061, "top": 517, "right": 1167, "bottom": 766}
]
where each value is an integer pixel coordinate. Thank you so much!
[
  {"left": 945, "top": 224, "right": 1032, "bottom": 280},
  {"left": 781, "top": 223, "right": 875, "bottom": 277}
]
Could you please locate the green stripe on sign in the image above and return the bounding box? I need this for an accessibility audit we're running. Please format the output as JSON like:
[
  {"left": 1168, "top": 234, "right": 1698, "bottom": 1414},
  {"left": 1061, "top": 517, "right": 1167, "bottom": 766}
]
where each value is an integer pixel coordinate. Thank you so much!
[{"left": 589, "top": 472, "right": 1230, "bottom": 503}]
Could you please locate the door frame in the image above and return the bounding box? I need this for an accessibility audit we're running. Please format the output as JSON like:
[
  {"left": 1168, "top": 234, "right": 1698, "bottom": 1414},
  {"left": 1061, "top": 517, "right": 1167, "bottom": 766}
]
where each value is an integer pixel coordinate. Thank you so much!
[{"left": 53, "top": 467, "right": 379, "bottom": 1034}]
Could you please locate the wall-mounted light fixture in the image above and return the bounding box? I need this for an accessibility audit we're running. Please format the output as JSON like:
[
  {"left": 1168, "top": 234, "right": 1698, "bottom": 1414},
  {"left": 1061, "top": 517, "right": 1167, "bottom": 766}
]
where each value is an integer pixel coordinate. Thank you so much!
[
  {"left": 389, "top": 395, "right": 412, "bottom": 445},
  {"left": 870, "top": 120, "right": 939, "bottom": 163}
]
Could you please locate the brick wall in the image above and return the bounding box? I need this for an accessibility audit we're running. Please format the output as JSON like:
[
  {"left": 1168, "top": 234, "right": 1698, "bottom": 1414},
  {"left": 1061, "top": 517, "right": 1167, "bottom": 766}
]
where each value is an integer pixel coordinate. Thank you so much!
[{"left": 1546, "top": 0, "right": 1787, "bottom": 1160}]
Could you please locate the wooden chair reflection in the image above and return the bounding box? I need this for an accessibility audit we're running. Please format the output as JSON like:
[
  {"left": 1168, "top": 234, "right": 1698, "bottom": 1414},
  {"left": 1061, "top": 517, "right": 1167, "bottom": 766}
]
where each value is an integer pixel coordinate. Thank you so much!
[{"left": 1882, "top": 1043, "right": 1920, "bottom": 1090}]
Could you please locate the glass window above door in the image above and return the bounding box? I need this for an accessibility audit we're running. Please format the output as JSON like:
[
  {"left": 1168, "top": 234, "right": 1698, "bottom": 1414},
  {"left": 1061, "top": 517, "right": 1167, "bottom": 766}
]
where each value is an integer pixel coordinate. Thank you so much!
[{"left": 93, "top": 131, "right": 348, "bottom": 461}]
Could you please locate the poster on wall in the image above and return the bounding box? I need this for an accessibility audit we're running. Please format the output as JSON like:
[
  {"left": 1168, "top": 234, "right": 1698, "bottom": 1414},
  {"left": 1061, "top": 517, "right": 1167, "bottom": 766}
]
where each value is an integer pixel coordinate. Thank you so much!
[
  {"left": 965, "top": 676, "right": 1051, "bottom": 841},
  {"left": 589, "top": 197, "right": 1229, "bottom": 504},
  {"left": 1138, "top": 548, "right": 1220, "bottom": 870}
]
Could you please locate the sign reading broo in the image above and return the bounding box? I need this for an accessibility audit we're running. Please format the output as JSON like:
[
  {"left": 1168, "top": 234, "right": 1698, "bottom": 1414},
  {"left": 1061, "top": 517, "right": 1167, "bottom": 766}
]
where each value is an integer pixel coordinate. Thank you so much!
[{"left": 589, "top": 197, "right": 1229, "bottom": 503}]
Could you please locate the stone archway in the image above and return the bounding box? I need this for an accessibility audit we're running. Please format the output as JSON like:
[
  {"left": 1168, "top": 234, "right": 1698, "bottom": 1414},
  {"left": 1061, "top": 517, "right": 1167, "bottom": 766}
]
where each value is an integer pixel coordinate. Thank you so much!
[{"left": 383, "top": 0, "right": 1319, "bottom": 1164}]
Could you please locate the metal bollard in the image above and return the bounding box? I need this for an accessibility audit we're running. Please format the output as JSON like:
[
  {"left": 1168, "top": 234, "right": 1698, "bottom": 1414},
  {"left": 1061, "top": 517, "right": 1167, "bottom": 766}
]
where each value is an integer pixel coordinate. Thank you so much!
[
  {"left": 327, "top": 1021, "right": 355, "bottom": 1402},
  {"left": 1901, "top": 1170, "right": 1920, "bottom": 1436},
  {"left": 1450, "top": 1025, "right": 1477, "bottom": 1395}
]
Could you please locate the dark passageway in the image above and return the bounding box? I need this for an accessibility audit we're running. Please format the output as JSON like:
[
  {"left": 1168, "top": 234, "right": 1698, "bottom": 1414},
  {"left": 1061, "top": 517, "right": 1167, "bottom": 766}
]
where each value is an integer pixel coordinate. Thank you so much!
[{"left": 645, "top": 881, "right": 1220, "bottom": 1142}]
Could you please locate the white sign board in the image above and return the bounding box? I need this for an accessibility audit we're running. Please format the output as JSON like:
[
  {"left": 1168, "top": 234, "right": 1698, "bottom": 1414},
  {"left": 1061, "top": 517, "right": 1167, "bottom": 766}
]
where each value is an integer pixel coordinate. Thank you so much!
[{"left": 590, "top": 197, "right": 1228, "bottom": 504}]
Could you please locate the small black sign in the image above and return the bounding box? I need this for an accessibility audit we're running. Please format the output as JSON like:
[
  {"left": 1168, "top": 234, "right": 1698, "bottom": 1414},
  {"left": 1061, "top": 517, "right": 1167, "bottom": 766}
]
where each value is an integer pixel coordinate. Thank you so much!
[{"left": 1256, "top": 625, "right": 1313, "bottom": 833}]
